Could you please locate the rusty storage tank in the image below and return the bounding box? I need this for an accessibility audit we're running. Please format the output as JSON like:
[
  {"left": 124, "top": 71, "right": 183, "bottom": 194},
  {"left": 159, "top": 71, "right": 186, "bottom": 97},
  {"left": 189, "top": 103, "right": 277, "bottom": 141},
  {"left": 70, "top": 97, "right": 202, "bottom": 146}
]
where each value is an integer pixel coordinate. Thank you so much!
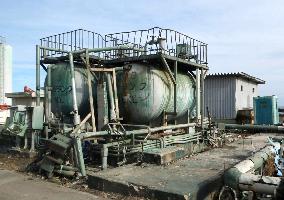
[
  {"left": 117, "top": 63, "right": 196, "bottom": 124},
  {"left": 47, "top": 62, "right": 96, "bottom": 118}
]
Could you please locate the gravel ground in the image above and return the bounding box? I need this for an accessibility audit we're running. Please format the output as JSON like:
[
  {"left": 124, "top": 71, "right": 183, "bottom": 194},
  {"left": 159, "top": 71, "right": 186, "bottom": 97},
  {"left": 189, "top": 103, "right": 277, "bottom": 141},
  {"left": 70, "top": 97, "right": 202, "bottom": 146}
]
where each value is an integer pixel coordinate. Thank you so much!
[{"left": 0, "top": 146, "right": 146, "bottom": 200}]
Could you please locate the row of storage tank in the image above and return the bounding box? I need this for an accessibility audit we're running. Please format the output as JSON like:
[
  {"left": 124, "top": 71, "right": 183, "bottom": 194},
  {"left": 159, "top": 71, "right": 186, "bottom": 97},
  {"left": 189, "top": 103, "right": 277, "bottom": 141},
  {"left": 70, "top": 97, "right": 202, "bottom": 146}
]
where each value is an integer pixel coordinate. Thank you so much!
[{"left": 48, "top": 62, "right": 196, "bottom": 125}]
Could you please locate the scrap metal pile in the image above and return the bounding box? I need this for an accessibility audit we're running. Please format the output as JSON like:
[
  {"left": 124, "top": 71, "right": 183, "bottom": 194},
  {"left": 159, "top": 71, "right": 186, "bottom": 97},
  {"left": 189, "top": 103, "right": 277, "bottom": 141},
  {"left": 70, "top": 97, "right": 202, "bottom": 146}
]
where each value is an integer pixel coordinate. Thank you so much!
[{"left": 220, "top": 137, "right": 284, "bottom": 200}]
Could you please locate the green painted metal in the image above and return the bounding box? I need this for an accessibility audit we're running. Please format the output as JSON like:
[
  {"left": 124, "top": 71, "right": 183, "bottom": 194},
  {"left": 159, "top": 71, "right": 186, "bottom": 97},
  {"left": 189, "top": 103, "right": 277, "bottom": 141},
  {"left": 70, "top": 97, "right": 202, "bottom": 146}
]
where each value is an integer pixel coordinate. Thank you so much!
[
  {"left": 46, "top": 134, "right": 72, "bottom": 156},
  {"left": 253, "top": 96, "right": 279, "bottom": 125},
  {"left": 48, "top": 62, "right": 195, "bottom": 125},
  {"left": 224, "top": 146, "right": 274, "bottom": 190},
  {"left": 1, "top": 107, "right": 29, "bottom": 137},
  {"left": 48, "top": 62, "right": 96, "bottom": 118},
  {"left": 32, "top": 106, "right": 44, "bottom": 130},
  {"left": 74, "top": 136, "right": 86, "bottom": 176},
  {"left": 39, "top": 157, "right": 55, "bottom": 178},
  {"left": 117, "top": 63, "right": 196, "bottom": 124}
]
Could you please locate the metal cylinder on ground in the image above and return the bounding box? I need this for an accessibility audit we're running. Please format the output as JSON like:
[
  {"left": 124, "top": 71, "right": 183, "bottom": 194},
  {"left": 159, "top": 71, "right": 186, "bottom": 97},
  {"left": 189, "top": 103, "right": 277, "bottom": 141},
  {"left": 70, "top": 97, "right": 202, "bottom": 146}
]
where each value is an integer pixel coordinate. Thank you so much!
[
  {"left": 223, "top": 145, "right": 284, "bottom": 199},
  {"left": 223, "top": 123, "right": 284, "bottom": 133}
]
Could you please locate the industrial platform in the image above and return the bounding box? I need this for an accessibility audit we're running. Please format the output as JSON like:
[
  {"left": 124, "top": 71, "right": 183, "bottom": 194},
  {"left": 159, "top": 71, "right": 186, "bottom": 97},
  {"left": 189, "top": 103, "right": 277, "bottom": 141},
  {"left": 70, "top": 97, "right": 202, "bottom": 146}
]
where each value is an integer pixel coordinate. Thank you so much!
[{"left": 88, "top": 134, "right": 277, "bottom": 200}]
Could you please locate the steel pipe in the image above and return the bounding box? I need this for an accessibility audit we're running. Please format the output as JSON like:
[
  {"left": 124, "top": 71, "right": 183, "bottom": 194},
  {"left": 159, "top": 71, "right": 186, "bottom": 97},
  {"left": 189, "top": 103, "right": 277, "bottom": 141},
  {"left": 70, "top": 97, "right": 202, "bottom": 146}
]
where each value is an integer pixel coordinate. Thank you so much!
[
  {"left": 71, "top": 45, "right": 145, "bottom": 55},
  {"left": 200, "top": 68, "right": 204, "bottom": 128},
  {"left": 222, "top": 145, "right": 284, "bottom": 199},
  {"left": 196, "top": 68, "right": 200, "bottom": 123},
  {"left": 223, "top": 124, "right": 284, "bottom": 133},
  {"left": 74, "top": 137, "right": 86, "bottom": 176},
  {"left": 36, "top": 45, "right": 40, "bottom": 106},
  {"left": 47, "top": 65, "right": 52, "bottom": 119},
  {"left": 81, "top": 123, "right": 196, "bottom": 138},
  {"left": 68, "top": 53, "right": 80, "bottom": 125},
  {"left": 238, "top": 173, "right": 281, "bottom": 195},
  {"left": 106, "top": 73, "right": 116, "bottom": 121}
]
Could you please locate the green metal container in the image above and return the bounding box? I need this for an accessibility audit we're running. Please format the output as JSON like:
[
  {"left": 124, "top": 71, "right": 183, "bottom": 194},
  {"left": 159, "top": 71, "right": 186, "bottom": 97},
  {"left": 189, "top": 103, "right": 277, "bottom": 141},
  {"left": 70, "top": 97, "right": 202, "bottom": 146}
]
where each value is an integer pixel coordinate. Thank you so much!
[
  {"left": 117, "top": 63, "right": 196, "bottom": 124},
  {"left": 48, "top": 62, "right": 195, "bottom": 125},
  {"left": 253, "top": 96, "right": 279, "bottom": 125},
  {"left": 48, "top": 62, "right": 96, "bottom": 118}
]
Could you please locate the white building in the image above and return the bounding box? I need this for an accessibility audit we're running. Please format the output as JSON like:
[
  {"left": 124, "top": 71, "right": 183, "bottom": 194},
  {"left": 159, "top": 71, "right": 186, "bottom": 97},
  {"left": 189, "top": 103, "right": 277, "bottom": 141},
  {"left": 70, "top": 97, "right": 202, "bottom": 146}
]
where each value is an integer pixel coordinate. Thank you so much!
[
  {"left": 0, "top": 36, "right": 12, "bottom": 105},
  {"left": 204, "top": 72, "right": 265, "bottom": 123}
]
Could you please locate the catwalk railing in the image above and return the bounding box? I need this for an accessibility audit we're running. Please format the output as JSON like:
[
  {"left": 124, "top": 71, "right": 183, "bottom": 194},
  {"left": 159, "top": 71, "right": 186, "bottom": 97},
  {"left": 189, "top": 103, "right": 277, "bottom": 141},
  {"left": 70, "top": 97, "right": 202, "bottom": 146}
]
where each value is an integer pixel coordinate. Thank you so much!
[{"left": 39, "top": 27, "right": 208, "bottom": 65}]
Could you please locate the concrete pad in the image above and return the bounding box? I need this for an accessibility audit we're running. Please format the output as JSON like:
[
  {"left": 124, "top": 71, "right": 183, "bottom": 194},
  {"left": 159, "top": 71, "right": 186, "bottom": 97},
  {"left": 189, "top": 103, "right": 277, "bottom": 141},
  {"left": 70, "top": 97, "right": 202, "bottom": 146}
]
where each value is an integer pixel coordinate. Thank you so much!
[
  {"left": 88, "top": 134, "right": 278, "bottom": 200},
  {"left": 0, "top": 169, "right": 104, "bottom": 200}
]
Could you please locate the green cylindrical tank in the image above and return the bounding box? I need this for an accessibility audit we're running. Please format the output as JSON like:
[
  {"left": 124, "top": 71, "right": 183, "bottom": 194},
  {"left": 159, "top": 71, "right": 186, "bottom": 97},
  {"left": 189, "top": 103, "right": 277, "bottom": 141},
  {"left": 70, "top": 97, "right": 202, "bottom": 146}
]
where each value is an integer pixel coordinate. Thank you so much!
[
  {"left": 48, "top": 62, "right": 195, "bottom": 125},
  {"left": 117, "top": 63, "right": 196, "bottom": 124},
  {"left": 48, "top": 62, "right": 95, "bottom": 118}
]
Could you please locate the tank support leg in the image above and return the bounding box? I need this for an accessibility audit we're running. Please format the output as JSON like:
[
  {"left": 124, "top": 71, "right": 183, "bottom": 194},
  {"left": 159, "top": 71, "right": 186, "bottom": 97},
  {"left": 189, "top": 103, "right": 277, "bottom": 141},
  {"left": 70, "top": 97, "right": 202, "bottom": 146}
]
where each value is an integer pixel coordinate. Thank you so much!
[
  {"left": 23, "top": 133, "right": 28, "bottom": 149},
  {"left": 15, "top": 136, "right": 21, "bottom": 149},
  {"left": 30, "top": 131, "right": 35, "bottom": 152},
  {"left": 101, "top": 144, "right": 108, "bottom": 170},
  {"left": 112, "top": 68, "right": 120, "bottom": 119}
]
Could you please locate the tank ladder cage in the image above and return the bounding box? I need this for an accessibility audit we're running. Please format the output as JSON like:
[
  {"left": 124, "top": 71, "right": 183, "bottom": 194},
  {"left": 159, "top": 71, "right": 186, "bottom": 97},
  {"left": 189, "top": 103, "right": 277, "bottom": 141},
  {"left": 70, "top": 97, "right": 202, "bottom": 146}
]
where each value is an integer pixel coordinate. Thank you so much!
[
  {"left": 39, "top": 29, "right": 106, "bottom": 59},
  {"left": 104, "top": 27, "right": 208, "bottom": 65}
]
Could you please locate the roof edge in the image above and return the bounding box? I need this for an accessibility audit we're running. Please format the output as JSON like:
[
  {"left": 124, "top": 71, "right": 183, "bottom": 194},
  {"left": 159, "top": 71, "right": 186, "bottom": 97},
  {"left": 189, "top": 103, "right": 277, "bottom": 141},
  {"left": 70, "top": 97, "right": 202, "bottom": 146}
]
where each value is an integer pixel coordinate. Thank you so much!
[{"left": 206, "top": 72, "right": 265, "bottom": 84}]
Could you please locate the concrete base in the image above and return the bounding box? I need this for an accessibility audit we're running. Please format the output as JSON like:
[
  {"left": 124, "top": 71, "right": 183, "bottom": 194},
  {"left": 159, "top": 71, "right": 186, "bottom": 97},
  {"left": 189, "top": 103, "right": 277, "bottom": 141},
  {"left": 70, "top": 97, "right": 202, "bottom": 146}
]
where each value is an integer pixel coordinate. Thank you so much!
[
  {"left": 143, "top": 142, "right": 208, "bottom": 165},
  {"left": 8, "top": 148, "right": 38, "bottom": 158},
  {"left": 88, "top": 134, "right": 278, "bottom": 200}
]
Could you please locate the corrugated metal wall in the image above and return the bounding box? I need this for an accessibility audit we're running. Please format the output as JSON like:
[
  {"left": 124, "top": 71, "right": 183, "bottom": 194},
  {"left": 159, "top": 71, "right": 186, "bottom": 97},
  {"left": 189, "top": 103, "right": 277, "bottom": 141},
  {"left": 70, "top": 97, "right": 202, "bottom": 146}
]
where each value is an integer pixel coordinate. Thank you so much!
[
  {"left": 204, "top": 77, "right": 236, "bottom": 119},
  {"left": 0, "top": 43, "right": 12, "bottom": 105}
]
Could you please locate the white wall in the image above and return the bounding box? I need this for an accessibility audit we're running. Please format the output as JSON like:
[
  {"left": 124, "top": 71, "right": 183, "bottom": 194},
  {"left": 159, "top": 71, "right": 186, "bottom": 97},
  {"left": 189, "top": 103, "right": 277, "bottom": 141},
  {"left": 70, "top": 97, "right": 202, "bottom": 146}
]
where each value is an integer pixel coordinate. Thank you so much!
[{"left": 235, "top": 78, "right": 259, "bottom": 111}]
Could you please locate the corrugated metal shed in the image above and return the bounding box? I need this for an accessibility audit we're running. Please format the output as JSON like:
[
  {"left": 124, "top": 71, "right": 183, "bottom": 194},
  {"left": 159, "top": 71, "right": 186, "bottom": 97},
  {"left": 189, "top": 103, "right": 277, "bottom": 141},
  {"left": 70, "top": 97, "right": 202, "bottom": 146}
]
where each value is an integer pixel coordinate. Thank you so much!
[{"left": 204, "top": 72, "right": 265, "bottom": 121}]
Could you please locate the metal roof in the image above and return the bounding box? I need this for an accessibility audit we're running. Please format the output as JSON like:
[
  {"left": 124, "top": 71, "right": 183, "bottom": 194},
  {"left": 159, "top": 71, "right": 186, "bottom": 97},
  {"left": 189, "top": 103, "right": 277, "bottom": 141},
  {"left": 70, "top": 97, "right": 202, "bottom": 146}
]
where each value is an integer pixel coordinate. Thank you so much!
[{"left": 206, "top": 72, "right": 265, "bottom": 84}]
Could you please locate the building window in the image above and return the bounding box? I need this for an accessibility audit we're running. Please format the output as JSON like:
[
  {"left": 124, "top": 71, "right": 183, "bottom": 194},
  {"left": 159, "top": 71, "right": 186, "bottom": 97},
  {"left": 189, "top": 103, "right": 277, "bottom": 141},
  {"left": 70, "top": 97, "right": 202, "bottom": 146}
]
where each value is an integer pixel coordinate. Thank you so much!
[
  {"left": 252, "top": 88, "right": 255, "bottom": 93},
  {"left": 241, "top": 85, "right": 243, "bottom": 91}
]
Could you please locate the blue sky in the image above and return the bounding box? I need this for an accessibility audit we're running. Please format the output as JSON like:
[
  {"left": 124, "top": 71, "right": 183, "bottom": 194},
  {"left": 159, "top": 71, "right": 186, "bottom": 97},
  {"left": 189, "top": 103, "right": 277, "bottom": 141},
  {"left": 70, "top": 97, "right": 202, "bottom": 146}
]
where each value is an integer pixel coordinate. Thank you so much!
[{"left": 0, "top": 0, "right": 284, "bottom": 104}]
